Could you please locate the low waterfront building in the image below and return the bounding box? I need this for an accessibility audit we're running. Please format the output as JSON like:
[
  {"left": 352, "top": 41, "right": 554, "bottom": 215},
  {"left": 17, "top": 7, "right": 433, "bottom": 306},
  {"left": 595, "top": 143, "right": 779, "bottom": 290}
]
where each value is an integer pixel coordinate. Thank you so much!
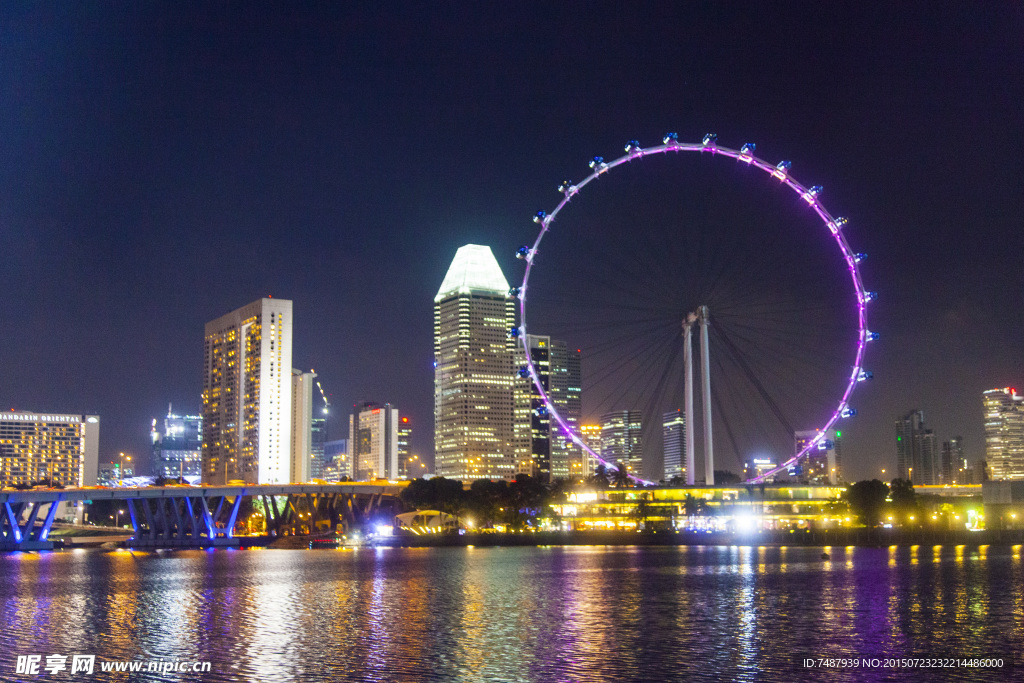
[{"left": 550, "top": 484, "right": 846, "bottom": 532}]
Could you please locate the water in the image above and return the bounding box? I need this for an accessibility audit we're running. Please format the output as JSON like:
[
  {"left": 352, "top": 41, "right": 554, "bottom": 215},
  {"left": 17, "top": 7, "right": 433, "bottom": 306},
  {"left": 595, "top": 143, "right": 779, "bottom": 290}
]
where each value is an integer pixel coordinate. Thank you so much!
[{"left": 1, "top": 544, "right": 1020, "bottom": 681}]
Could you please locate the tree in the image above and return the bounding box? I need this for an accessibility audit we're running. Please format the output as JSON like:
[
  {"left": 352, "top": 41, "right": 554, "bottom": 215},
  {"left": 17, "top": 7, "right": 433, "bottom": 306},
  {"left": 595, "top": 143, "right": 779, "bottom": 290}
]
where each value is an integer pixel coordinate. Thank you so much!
[
  {"left": 467, "top": 478, "right": 507, "bottom": 528},
  {"left": 845, "top": 479, "right": 889, "bottom": 527},
  {"left": 590, "top": 464, "right": 610, "bottom": 487},
  {"left": 401, "top": 477, "right": 467, "bottom": 519},
  {"left": 888, "top": 478, "right": 919, "bottom": 524},
  {"left": 714, "top": 470, "right": 741, "bottom": 484},
  {"left": 507, "top": 474, "right": 545, "bottom": 529},
  {"left": 612, "top": 462, "right": 631, "bottom": 488}
]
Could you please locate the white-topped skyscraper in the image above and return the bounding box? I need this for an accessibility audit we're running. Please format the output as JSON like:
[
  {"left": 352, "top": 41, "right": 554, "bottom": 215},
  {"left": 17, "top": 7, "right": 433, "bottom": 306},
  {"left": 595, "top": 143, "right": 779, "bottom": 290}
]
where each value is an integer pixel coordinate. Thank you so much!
[
  {"left": 434, "top": 244, "right": 528, "bottom": 481},
  {"left": 202, "top": 298, "right": 293, "bottom": 485},
  {"left": 662, "top": 409, "right": 685, "bottom": 481}
]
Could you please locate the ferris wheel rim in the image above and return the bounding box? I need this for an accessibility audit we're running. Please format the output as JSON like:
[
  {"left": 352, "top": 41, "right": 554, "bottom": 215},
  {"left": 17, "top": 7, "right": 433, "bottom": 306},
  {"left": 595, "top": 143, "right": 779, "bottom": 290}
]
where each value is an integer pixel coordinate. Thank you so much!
[{"left": 515, "top": 136, "right": 872, "bottom": 486}]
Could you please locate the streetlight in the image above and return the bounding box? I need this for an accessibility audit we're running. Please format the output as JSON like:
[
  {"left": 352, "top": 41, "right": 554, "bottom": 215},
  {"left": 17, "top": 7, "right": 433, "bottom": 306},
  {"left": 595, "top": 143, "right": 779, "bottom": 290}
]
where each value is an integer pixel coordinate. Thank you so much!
[{"left": 118, "top": 452, "right": 132, "bottom": 483}]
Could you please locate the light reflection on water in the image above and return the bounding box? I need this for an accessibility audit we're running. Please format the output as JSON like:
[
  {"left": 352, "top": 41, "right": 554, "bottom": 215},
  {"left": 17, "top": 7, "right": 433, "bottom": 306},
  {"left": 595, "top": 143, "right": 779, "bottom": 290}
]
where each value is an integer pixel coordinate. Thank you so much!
[{"left": 0, "top": 545, "right": 1020, "bottom": 682}]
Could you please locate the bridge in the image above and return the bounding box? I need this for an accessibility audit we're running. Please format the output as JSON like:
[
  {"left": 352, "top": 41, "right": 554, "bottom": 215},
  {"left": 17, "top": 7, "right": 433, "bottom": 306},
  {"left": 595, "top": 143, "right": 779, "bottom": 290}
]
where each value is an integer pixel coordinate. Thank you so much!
[{"left": 0, "top": 482, "right": 407, "bottom": 551}]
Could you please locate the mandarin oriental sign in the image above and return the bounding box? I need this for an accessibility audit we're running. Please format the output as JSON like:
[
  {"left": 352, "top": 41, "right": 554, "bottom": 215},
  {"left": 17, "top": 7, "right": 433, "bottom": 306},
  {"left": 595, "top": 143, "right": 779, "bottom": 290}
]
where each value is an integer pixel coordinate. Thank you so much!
[{"left": 0, "top": 413, "right": 82, "bottom": 423}]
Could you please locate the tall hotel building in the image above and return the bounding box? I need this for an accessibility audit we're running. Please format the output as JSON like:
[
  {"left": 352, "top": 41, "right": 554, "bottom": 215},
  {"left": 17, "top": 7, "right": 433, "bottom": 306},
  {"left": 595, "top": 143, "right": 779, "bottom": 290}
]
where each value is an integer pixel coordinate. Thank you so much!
[
  {"left": 0, "top": 411, "right": 99, "bottom": 487},
  {"left": 434, "top": 244, "right": 527, "bottom": 481},
  {"left": 290, "top": 369, "right": 317, "bottom": 483},
  {"left": 202, "top": 298, "right": 293, "bottom": 485},
  {"left": 984, "top": 388, "right": 1024, "bottom": 480},
  {"left": 548, "top": 340, "right": 583, "bottom": 480},
  {"left": 895, "top": 409, "right": 937, "bottom": 484}
]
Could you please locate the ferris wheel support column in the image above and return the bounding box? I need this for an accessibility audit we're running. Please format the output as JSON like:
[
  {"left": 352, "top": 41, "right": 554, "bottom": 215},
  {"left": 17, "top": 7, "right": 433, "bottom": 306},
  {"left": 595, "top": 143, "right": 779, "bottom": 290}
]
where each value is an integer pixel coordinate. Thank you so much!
[
  {"left": 700, "top": 305, "right": 715, "bottom": 486},
  {"left": 683, "top": 314, "right": 696, "bottom": 486}
]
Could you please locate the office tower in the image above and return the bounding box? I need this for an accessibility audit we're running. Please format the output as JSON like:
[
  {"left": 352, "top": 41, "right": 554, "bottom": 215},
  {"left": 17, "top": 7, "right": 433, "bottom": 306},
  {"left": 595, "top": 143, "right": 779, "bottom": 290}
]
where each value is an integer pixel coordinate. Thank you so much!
[
  {"left": 524, "top": 334, "right": 552, "bottom": 481},
  {"left": 795, "top": 429, "right": 842, "bottom": 485},
  {"left": 895, "top": 410, "right": 937, "bottom": 484},
  {"left": 310, "top": 415, "right": 327, "bottom": 480},
  {"left": 600, "top": 410, "right": 643, "bottom": 476},
  {"left": 663, "top": 409, "right": 686, "bottom": 481},
  {"left": 290, "top": 369, "right": 317, "bottom": 483},
  {"left": 398, "top": 416, "right": 411, "bottom": 479},
  {"left": 549, "top": 340, "right": 583, "bottom": 480},
  {"left": 322, "top": 438, "right": 349, "bottom": 481},
  {"left": 0, "top": 411, "right": 99, "bottom": 487},
  {"left": 578, "top": 424, "right": 602, "bottom": 478},
  {"left": 349, "top": 403, "right": 399, "bottom": 480},
  {"left": 434, "top": 244, "right": 526, "bottom": 481},
  {"left": 984, "top": 387, "right": 1024, "bottom": 480},
  {"left": 151, "top": 406, "right": 202, "bottom": 479},
  {"left": 202, "top": 298, "right": 293, "bottom": 485},
  {"left": 940, "top": 436, "right": 966, "bottom": 484}
]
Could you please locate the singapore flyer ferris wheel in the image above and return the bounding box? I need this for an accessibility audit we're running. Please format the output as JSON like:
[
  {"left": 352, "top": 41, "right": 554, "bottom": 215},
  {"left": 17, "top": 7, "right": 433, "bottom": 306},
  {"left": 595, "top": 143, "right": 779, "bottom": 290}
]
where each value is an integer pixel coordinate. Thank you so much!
[{"left": 511, "top": 133, "right": 876, "bottom": 485}]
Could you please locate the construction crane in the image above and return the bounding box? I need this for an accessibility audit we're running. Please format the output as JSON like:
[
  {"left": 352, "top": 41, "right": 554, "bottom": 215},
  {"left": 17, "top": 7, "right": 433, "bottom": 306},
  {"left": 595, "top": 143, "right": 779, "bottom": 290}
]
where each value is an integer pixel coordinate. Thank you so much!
[{"left": 316, "top": 380, "right": 330, "bottom": 415}]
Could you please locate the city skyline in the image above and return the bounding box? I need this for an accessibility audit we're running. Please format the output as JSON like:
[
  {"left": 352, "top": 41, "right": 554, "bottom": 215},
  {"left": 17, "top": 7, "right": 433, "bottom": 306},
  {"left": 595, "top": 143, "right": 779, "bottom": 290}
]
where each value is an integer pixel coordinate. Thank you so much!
[{"left": 2, "top": 4, "right": 1023, "bottom": 481}]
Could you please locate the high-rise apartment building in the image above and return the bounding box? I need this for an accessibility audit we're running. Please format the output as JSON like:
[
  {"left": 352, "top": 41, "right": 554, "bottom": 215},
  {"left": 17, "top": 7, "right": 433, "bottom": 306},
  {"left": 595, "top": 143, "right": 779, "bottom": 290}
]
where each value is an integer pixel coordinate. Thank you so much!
[
  {"left": 0, "top": 411, "right": 100, "bottom": 487},
  {"left": 151, "top": 407, "right": 202, "bottom": 479},
  {"left": 662, "top": 409, "right": 686, "bottom": 481},
  {"left": 984, "top": 388, "right": 1024, "bottom": 480},
  {"left": 600, "top": 410, "right": 643, "bottom": 476},
  {"left": 202, "top": 298, "right": 293, "bottom": 485},
  {"left": 795, "top": 429, "right": 842, "bottom": 485},
  {"left": 895, "top": 410, "right": 937, "bottom": 484},
  {"left": 349, "top": 403, "right": 399, "bottom": 480},
  {"left": 290, "top": 369, "right": 317, "bottom": 483},
  {"left": 549, "top": 340, "right": 583, "bottom": 480},
  {"left": 434, "top": 244, "right": 527, "bottom": 481}
]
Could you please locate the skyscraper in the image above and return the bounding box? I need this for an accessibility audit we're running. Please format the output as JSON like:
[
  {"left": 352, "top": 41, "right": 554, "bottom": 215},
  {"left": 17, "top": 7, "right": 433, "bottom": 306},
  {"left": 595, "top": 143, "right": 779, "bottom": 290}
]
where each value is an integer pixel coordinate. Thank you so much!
[
  {"left": 398, "top": 416, "right": 411, "bottom": 479},
  {"left": 662, "top": 409, "right": 686, "bottom": 481},
  {"left": 434, "top": 244, "right": 526, "bottom": 481},
  {"left": 578, "top": 424, "right": 602, "bottom": 478},
  {"left": 940, "top": 436, "right": 965, "bottom": 485},
  {"left": 322, "top": 438, "right": 349, "bottom": 481},
  {"left": 600, "top": 410, "right": 643, "bottom": 476},
  {"left": 349, "top": 402, "right": 399, "bottom": 481},
  {"left": 151, "top": 407, "right": 202, "bottom": 479},
  {"left": 549, "top": 340, "right": 583, "bottom": 480},
  {"left": 202, "top": 298, "right": 293, "bottom": 485},
  {"left": 984, "top": 388, "right": 1024, "bottom": 480},
  {"left": 524, "top": 334, "right": 552, "bottom": 481},
  {"left": 310, "top": 415, "right": 327, "bottom": 480},
  {"left": 290, "top": 369, "right": 317, "bottom": 483},
  {"left": 895, "top": 410, "right": 936, "bottom": 484}
]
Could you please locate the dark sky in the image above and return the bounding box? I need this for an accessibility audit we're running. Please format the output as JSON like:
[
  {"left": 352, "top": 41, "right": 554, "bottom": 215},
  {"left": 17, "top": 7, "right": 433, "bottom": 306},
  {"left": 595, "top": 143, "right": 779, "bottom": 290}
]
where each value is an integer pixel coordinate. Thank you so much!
[{"left": 1, "top": 2, "right": 1022, "bottom": 481}]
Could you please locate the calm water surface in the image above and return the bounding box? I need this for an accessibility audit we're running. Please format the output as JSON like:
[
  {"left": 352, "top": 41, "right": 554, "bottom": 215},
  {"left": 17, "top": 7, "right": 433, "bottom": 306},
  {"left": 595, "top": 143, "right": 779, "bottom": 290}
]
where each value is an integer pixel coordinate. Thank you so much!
[{"left": 1, "top": 544, "right": 1021, "bottom": 682}]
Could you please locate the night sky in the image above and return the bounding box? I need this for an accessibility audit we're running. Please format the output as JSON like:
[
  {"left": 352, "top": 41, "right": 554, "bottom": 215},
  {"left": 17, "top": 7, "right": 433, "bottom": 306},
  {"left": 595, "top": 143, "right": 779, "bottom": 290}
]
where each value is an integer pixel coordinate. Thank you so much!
[{"left": 2, "top": 2, "right": 1022, "bottom": 481}]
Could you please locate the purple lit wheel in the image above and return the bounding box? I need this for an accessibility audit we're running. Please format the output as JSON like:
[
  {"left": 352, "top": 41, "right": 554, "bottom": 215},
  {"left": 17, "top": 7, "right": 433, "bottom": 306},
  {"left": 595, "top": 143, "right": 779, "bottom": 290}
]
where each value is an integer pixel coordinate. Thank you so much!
[{"left": 514, "top": 136, "right": 874, "bottom": 484}]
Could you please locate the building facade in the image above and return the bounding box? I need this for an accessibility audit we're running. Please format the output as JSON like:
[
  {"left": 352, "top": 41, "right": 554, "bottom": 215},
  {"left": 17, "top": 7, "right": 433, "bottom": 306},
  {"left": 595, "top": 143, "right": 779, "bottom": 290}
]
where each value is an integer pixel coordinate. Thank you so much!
[
  {"left": 578, "top": 424, "right": 602, "bottom": 479},
  {"left": 524, "top": 334, "right": 552, "bottom": 481},
  {"left": 940, "top": 436, "right": 966, "bottom": 485},
  {"left": 662, "top": 409, "right": 686, "bottom": 482},
  {"left": 202, "top": 298, "right": 293, "bottom": 485},
  {"left": 600, "top": 410, "right": 643, "bottom": 476},
  {"left": 151, "top": 407, "right": 202, "bottom": 480},
  {"left": 0, "top": 411, "right": 99, "bottom": 488},
  {"left": 322, "top": 438, "right": 349, "bottom": 481},
  {"left": 349, "top": 403, "right": 399, "bottom": 481},
  {"left": 985, "top": 388, "right": 1024, "bottom": 480},
  {"left": 794, "top": 429, "right": 842, "bottom": 485},
  {"left": 433, "top": 244, "right": 527, "bottom": 481}
]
